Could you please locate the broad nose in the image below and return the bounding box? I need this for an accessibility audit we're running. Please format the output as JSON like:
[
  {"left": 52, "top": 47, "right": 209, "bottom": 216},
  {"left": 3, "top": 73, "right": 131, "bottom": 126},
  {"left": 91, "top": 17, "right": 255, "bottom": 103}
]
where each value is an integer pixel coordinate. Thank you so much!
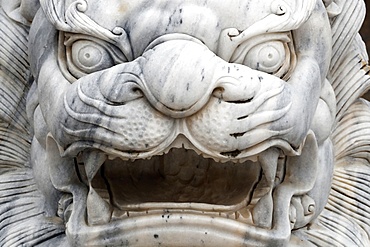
[{"left": 138, "top": 39, "right": 261, "bottom": 118}]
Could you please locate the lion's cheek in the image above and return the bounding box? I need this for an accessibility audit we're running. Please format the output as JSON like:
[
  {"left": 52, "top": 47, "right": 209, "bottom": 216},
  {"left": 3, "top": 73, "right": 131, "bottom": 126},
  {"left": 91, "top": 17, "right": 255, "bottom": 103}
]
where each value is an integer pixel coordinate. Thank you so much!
[
  {"left": 311, "top": 79, "right": 337, "bottom": 144},
  {"left": 186, "top": 85, "right": 293, "bottom": 157},
  {"left": 54, "top": 82, "right": 176, "bottom": 153}
]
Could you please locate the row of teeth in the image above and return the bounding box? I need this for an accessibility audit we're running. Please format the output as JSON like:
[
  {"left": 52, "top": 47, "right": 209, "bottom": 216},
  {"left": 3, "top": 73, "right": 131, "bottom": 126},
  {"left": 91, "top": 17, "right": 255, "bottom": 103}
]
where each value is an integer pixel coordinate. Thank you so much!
[
  {"left": 59, "top": 195, "right": 254, "bottom": 225},
  {"left": 85, "top": 201, "right": 255, "bottom": 226},
  {"left": 75, "top": 135, "right": 260, "bottom": 166},
  {"left": 81, "top": 144, "right": 261, "bottom": 186},
  {"left": 78, "top": 146, "right": 280, "bottom": 226},
  {"left": 84, "top": 188, "right": 256, "bottom": 226},
  {"left": 112, "top": 207, "right": 254, "bottom": 222},
  {"left": 106, "top": 151, "right": 258, "bottom": 164}
]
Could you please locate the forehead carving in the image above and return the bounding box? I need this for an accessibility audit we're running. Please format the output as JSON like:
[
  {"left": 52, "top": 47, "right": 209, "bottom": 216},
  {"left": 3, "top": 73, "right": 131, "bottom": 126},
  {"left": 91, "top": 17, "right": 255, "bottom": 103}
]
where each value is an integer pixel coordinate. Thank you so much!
[
  {"left": 39, "top": 0, "right": 317, "bottom": 57},
  {"left": 40, "top": 0, "right": 316, "bottom": 31}
]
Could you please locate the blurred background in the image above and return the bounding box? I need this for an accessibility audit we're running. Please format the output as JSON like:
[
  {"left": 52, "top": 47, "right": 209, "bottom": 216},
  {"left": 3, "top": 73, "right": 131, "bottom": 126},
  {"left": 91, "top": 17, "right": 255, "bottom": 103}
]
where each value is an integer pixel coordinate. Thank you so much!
[
  {"left": 360, "top": 0, "right": 370, "bottom": 55},
  {"left": 360, "top": 0, "right": 370, "bottom": 99}
]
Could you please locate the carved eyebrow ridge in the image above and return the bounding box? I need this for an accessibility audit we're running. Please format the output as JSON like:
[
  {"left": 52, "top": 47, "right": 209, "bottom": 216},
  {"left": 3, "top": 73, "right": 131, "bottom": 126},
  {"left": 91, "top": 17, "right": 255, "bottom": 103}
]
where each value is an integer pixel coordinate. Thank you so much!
[{"left": 40, "top": 0, "right": 133, "bottom": 60}]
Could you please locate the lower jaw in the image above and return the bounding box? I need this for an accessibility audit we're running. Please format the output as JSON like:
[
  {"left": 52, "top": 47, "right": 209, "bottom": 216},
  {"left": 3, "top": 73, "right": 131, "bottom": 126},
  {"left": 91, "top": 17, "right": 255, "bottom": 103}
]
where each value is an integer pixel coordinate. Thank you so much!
[{"left": 66, "top": 203, "right": 292, "bottom": 247}]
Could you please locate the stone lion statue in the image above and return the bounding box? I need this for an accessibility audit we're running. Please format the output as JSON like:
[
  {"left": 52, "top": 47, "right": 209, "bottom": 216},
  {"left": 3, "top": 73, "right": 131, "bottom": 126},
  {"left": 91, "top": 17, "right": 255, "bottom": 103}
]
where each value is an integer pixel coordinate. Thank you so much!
[{"left": 0, "top": 0, "right": 370, "bottom": 246}]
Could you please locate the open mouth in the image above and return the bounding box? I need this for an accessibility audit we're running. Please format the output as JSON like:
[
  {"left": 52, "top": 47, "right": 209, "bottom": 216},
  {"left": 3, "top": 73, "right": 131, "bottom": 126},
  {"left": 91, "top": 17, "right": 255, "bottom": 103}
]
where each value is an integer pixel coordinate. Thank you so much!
[
  {"left": 76, "top": 149, "right": 262, "bottom": 222},
  {"left": 66, "top": 146, "right": 288, "bottom": 227},
  {"left": 55, "top": 132, "right": 319, "bottom": 246}
]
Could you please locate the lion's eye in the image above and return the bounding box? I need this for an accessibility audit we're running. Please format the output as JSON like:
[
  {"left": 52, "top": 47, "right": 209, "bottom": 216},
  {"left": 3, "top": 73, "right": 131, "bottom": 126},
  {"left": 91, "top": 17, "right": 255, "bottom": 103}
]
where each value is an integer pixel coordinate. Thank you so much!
[
  {"left": 243, "top": 41, "right": 286, "bottom": 74},
  {"left": 71, "top": 40, "right": 114, "bottom": 73},
  {"left": 229, "top": 33, "right": 296, "bottom": 80},
  {"left": 59, "top": 33, "right": 129, "bottom": 81}
]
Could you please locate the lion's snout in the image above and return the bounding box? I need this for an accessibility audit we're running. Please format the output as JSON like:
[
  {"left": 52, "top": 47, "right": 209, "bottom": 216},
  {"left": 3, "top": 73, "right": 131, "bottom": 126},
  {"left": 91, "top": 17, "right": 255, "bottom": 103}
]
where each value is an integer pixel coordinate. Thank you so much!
[{"left": 94, "top": 39, "right": 264, "bottom": 119}]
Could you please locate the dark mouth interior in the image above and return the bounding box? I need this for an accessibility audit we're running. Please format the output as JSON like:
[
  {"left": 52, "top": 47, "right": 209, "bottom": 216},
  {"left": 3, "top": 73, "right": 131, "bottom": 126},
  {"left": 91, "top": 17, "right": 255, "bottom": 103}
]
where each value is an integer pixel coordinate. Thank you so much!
[{"left": 77, "top": 149, "right": 262, "bottom": 210}]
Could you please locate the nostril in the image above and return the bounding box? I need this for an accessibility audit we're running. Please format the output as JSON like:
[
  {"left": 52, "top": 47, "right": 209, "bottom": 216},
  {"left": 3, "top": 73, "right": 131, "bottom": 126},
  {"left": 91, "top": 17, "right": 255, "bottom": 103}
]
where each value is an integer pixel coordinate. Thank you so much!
[
  {"left": 212, "top": 79, "right": 256, "bottom": 104},
  {"left": 100, "top": 73, "right": 144, "bottom": 104},
  {"left": 225, "top": 97, "right": 254, "bottom": 104},
  {"left": 103, "top": 82, "right": 143, "bottom": 105},
  {"left": 213, "top": 87, "right": 254, "bottom": 104},
  {"left": 212, "top": 63, "right": 263, "bottom": 103}
]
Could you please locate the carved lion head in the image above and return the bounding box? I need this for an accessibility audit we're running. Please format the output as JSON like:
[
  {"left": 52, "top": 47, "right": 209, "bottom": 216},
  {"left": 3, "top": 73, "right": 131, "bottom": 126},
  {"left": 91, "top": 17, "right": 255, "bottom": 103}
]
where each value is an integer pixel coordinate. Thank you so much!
[{"left": 1, "top": 0, "right": 370, "bottom": 246}]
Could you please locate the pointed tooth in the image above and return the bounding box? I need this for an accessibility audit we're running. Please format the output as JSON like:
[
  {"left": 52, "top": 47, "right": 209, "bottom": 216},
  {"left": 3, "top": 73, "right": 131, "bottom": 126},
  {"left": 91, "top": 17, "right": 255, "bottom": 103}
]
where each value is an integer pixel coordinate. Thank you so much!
[
  {"left": 218, "top": 212, "right": 236, "bottom": 219},
  {"left": 46, "top": 136, "right": 80, "bottom": 192},
  {"left": 213, "top": 158, "right": 221, "bottom": 162},
  {"left": 193, "top": 149, "right": 203, "bottom": 156},
  {"left": 228, "top": 212, "right": 236, "bottom": 220},
  {"left": 111, "top": 209, "right": 129, "bottom": 220},
  {"left": 162, "top": 147, "right": 171, "bottom": 154},
  {"left": 200, "top": 153, "right": 209, "bottom": 159},
  {"left": 108, "top": 155, "right": 117, "bottom": 160},
  {"left": 219, "top": 212, "right": 228, "bottom": 218},
  {"left": 220, "top": 159, "right": 229, "bottom": 164},
  {"left": 235, "top": 211, "right": 240, "bottom": 220},
  {"left": 239, "top": 155, "right": 258, "bottom": 163},
  {"left": 200, "top": 152, "right": 219, "bottom": 162},
  {"left": 84, "top": 151, "right": 107, "bottom": 182},
  {"left": 251, "top": 149, "right": 279, "bottom": 228},
  {"left": 258, "top": 148, "right": 279, "bottom": 186},
  {"left": 252, "top": 192, "right": 273, "bottom": 228},
  {"left": 87, "top": 187, "right": 112, "bottom": 225},
  {"left": 237, "top": 207, "right": 253, "bottom": 224}
]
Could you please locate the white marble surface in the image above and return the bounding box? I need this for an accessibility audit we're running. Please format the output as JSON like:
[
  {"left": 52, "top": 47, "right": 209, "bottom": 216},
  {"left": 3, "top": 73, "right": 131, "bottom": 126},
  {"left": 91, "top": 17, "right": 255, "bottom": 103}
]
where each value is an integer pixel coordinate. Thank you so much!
[{"left": 0, "top": 0, "right": 370, "bottom": 246}]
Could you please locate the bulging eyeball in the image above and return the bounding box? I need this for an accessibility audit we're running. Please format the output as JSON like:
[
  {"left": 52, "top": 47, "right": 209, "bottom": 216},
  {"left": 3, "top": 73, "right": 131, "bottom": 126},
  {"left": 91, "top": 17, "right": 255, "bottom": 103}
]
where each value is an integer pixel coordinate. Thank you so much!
[
  {"left": 228, "top": 32, "right": 296, "bottom": 80},
  {"left": 71, "top": 40, "right": 114, "bottom": 74},
  {"left": 243, "top": 41, "right": 286, "bottom": 74}
]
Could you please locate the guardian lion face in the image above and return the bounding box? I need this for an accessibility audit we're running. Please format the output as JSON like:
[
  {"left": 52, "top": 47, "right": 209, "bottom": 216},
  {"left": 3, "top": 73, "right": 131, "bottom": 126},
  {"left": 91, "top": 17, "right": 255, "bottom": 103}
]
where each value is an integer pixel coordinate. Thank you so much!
[{"left": 27, "top": 0, "right": 337, "bottom": 245}]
